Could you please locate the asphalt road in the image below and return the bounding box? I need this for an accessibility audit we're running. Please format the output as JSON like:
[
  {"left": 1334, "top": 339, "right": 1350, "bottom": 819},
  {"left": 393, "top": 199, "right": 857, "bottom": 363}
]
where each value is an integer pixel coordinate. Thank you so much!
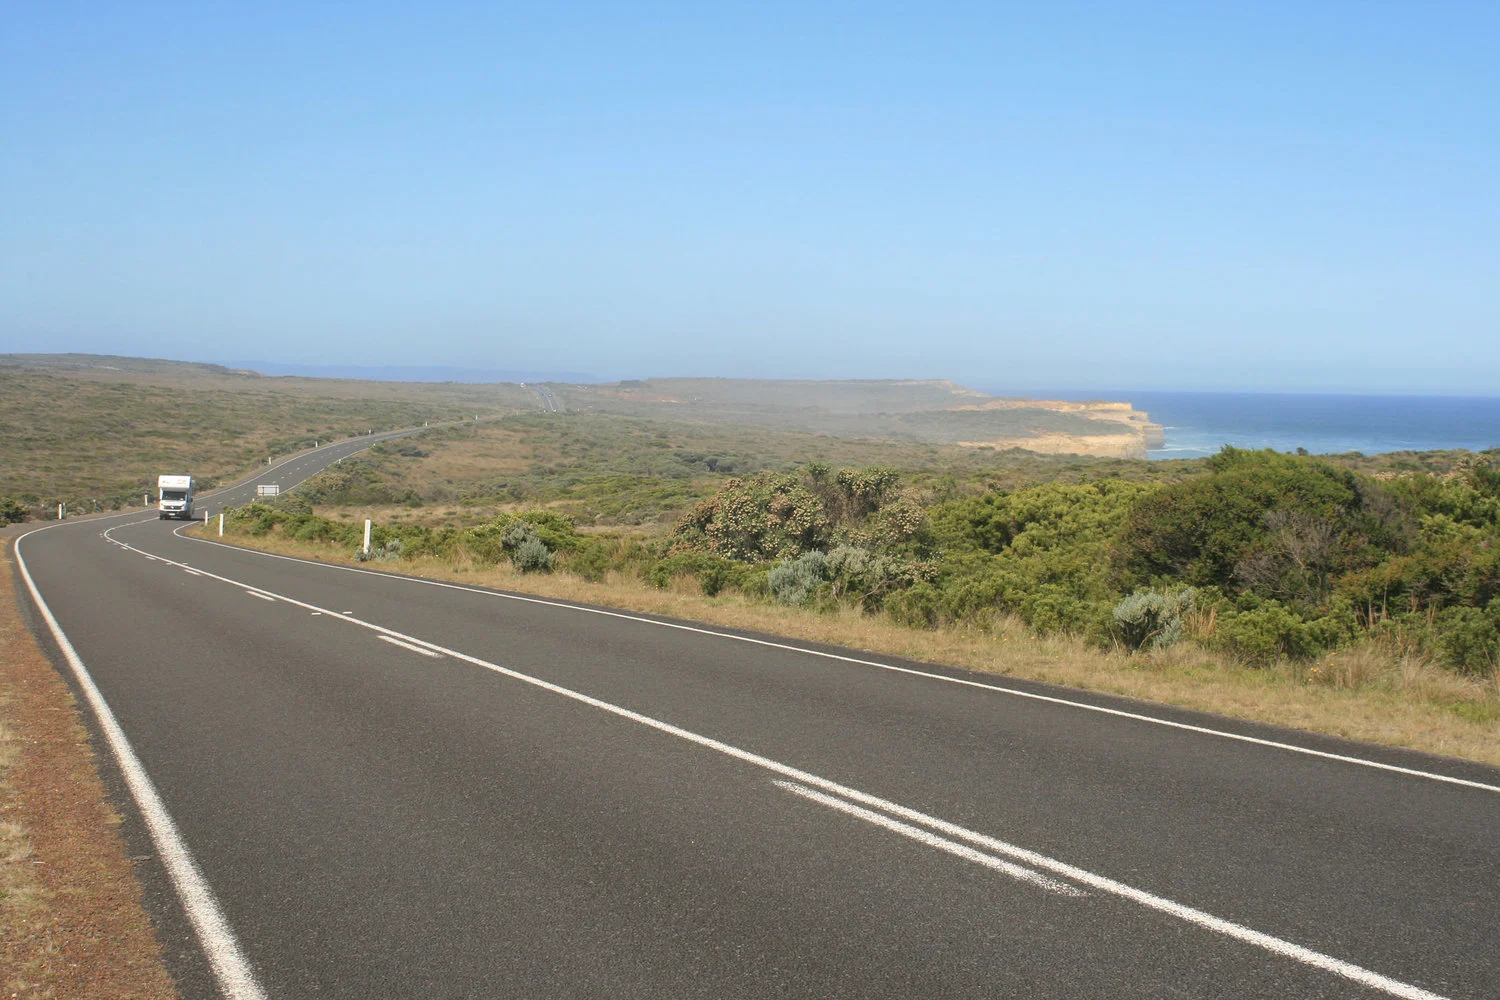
[{"left": 13, "top": 437, "right": 1500, "bottom": 999}]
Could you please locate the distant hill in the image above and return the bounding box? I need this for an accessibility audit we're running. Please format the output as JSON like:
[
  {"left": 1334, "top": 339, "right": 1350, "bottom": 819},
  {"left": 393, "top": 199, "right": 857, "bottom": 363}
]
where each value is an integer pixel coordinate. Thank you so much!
[{"left": 228, "top": 362, "right": 602, "bottom": 384}]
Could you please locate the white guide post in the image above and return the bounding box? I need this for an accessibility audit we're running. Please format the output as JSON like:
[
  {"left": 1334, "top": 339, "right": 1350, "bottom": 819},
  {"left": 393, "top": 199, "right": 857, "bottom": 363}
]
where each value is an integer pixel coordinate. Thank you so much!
[
  {"left": 219, "top": 512, "right": 225, "bottom": 537},
  {"left": 363, "top": 519, "right": 372, "bottom": 556},
  {"left": 58, "top": 503, "right": 64, "bottom": 520},
  {"left": 144, "top": 493, "right": 149, "bottom": 507}
]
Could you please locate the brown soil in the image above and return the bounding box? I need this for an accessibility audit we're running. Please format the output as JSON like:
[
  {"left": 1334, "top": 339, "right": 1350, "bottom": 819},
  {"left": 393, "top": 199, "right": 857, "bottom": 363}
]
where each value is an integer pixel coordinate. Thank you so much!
[{"left": 1, "top": 536, "right": 179, "bottom": 999}]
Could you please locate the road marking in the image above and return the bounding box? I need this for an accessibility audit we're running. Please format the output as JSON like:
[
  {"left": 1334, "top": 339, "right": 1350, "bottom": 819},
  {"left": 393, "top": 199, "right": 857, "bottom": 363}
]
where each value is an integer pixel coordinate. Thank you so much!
[
  {"left": 378, "top": 635, "right": 443, "bottom": 658},
  {"left": 172, "top": 530, "right": 1500, "bottom": 797},
  {"left": 183, "top": 568, "right": 203, "bottom": 577},
  {"left": 775, "top": 781, "right": 1086, "bottom": 897},
  {"left": 13, "top": 531, "right": 269, "bottom": 1000},
  {"left": 244, "top": 591, "right": 275, "bottom": 602},
  {"left": 84, "top": 533, "right": 1461, "bottom": 1000}
]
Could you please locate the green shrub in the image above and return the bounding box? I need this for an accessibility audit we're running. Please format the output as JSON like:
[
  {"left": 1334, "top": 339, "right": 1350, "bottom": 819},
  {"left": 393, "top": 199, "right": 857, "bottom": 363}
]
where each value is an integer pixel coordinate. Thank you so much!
[
  {"left": 513, "top": 536, "right": 554, "bottom": 573},
  {"left": 566, "top": 542, "right": 613, "bottom": 583},
  {"left": 768, "top": 550, "right": 830, "bottom": 605},
  {"left": 699, "top": 561, "right": 729, "bottom": 597},
  {"left": 1434, "top": 605, "right": 1500, "bottom": 675},
  {"left": 0, "top": 496, "right": 27, "bottom": 523},
  {"left": 1213, "top": 600, "right": 1319, "bottom": 664},
  {"left": 1112, "top": 588, "right": 1196, "bottom": 652},
  {"left": 884, "top": 581, "right": 942, "bottom": 629}
]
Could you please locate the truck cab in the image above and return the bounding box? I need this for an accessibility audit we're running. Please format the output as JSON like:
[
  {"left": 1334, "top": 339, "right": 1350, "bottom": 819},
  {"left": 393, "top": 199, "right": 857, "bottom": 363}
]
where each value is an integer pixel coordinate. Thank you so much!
[{"left": 158, "top": 475, "right": 195, "bottom": 519}]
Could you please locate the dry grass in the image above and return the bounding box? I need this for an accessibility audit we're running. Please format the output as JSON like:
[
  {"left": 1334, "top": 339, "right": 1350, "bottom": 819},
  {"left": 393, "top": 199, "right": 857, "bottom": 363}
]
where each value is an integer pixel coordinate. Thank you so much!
[
  {"left": 401, "top": 426, "right": 535, "bottom": 481},
  {"left": 189, "top": 525, "right": 1500, "bottom": 769}
]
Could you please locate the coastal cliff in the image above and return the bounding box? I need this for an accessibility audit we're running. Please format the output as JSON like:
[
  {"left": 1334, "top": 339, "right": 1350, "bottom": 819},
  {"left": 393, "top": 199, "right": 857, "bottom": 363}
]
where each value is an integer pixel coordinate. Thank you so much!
[{"left": 950, "top": 398, "right": 1164, "bottom": 459}]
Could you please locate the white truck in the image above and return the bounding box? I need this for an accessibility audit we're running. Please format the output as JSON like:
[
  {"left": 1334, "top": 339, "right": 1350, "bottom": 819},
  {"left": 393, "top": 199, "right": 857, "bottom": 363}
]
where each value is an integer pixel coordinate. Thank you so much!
[{"left": 158, "top": 475, "right": 195, "bottom": 519}]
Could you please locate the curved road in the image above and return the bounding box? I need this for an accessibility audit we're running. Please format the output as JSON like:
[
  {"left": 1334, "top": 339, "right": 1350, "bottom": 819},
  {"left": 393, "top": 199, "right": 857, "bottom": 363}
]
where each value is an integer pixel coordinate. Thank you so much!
[{"left": 13, "top": 437, "right": 1500, "bottom": 999}]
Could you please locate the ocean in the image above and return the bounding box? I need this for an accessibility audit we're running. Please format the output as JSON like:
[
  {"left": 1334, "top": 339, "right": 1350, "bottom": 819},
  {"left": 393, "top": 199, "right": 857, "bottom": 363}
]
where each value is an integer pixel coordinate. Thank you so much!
[{"left": 980, "top": 390, "right": 1500, "bottom": 461}]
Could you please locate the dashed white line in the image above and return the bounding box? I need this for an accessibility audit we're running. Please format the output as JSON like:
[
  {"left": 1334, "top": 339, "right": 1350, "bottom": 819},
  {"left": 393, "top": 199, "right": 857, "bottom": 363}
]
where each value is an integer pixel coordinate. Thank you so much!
[
  {"left": 244, "top": 591, "right": 275, "bottom": 602},
  {"left": 378, "top": 634, "right": 443, "bottom": 658},
  {"left": 183, "top": 568, "right": 204, "bottom": 577}
]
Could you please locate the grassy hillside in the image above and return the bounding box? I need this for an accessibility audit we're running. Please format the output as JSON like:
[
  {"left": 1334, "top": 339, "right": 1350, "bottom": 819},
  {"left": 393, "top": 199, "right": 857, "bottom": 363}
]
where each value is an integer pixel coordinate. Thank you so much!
[{"left": 0, "top": 367, "right": 506, "bottom": 511}]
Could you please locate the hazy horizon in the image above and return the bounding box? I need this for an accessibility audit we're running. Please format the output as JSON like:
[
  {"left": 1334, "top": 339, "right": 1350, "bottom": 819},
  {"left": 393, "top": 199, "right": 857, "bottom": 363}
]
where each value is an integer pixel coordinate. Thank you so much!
[{"left": 4, "top": 4, "right": 1495, "bottom": 395}]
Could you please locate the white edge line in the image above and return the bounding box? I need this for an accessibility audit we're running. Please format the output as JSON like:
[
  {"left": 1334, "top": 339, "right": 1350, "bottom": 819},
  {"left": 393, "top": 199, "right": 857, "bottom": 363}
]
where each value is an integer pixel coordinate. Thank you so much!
[
  {"left": 773, "top": 780, "right": 1086, "bottom": 897},
  {"left": 94, "top": 529, "right": 1456, "bottom": 1000},
  {"left": 12, "top": 529, "right": 269, "bottom": 1000},
  {"left": 173, "top": 528, "right": 1500, "bottom": 797},
  {"left": 377, "top": 634, "right": 442, "bottom": 658}
]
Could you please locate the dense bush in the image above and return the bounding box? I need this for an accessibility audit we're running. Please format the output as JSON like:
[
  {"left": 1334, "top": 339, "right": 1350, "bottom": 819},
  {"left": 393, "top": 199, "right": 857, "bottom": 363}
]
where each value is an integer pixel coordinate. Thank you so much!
[
  {"left": 0, "top": 496, "right": 26, "bottom": 523},
  {"left": 1211, "top": 599, "right": 1319, "bottom": 664},
  {"left": 1434, "top": 604, "right": 1500, "bottom": 675},
  {"left": 1113, "top": 448, "right": 1405, "bottom": 606},
  {"left": 674, "top": 472, "right": 829, "bottom": 560}
]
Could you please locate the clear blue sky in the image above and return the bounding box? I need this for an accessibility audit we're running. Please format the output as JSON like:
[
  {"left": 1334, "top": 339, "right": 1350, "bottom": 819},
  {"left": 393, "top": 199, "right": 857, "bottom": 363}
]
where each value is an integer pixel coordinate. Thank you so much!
[{"left": 3, "top": 2, "right": 1496, "bottom": 392}]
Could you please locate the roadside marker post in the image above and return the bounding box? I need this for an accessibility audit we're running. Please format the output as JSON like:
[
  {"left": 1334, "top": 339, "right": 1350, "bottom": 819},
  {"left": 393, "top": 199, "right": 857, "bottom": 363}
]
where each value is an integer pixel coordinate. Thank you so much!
[
  {"left": 363, "top": 519, "right": 371, "bottom": 556},
  {"left": 219, "top": 512, "right": 224, "bottom": 537},
  {"left": 58, "top": 503, "right": 64, "bottom": 520},
  {"left": 144, "top": 493, "right": 149, "bottom": 508}
]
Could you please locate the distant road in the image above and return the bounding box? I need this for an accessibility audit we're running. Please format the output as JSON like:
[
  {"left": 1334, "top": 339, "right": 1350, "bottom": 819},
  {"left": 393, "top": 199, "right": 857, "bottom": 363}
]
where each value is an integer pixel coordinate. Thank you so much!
[
  {"left": 13, "top": 436, "right": 1500, "bottom": 999},
  {"left": 529, "top": 384, "right": 563, "bottom": 412}
]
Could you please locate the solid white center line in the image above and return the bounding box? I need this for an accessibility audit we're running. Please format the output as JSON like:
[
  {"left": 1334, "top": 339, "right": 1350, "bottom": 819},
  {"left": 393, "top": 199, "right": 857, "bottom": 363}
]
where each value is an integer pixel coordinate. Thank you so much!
[
  {"left": 776, "top": 780, "right": 1086, "bottom": 897},
  {"left": 244, "top": 591, "right": 275, "bottom": 602},
  {"left": 378, "top": 635, "right": 443, "bottom": 658}
]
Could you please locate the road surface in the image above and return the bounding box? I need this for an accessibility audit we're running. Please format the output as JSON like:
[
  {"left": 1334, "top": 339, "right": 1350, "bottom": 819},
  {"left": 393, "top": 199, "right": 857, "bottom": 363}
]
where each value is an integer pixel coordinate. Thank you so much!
[{"left": 13, "top": 438, "right": 1500, "bottom": 999}]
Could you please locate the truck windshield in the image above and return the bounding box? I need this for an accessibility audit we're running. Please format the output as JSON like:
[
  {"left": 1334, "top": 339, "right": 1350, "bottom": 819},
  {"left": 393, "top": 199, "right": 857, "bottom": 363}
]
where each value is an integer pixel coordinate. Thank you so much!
[{"left": 162, "top": 490, "right": 188, "bottom": 500}]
